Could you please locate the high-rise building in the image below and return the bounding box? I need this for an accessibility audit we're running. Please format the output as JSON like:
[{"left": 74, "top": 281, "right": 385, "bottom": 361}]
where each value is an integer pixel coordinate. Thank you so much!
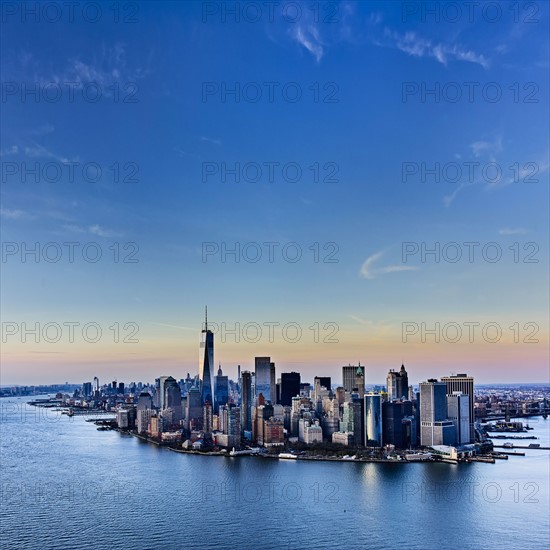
[
  {"left": 382, "top": 400, "right": 413, "bottom": 448},
  {"left": 342, "top": 364, "right": 365, "bottom": 394},
  {"left": 280, "top": 372, "right": 301, "bottom": 406},
  {"left": 419, "top": 380, "right": 455, "bottom": 446},
  {"left": 164, "top": 376, "right": 183, "bottom": 423},
  {"left": 352, "top": 395, "right": 364, "bottom": 446},
  {"left": 241, "top": 371, "right": 252, "bottom": 433},
  {"left": 186, "top": 386, "right": 203, "bottom": 432},
  {"left": 386, "top": 364, "right": 409, "bottom": 401},
  {"left": 199, "top": 307, "right": 214, "bottom": 406},
  {"left": 364, "top": 394, "right": 382, "bottom": 447},
  {"left": 154, "top": 376, "right": 169, "bottom": 409},
  {"left": 446, "top": 391, "right": 471, "bottom": 445},
  {"left": 441, "top": 374, "right": 474, "bottom": 442},
  {"left": 255, "top": 357, "right": 274, "bottom": 403},
  {"left": 214, "top": 365, "right": 229, "bottom": 414}
]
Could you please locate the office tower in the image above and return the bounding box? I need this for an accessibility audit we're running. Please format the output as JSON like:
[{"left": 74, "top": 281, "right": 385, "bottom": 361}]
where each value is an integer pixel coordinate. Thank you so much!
[
  {"left": 341, "top": 402, "right": 354, "bottom": 433},
  {"left": 419, "top": 380, "right": 455, "bottom": 446},
  {"left": 364, "top": 394, "right": 382, "bottom": 447},
  {"left": 118, "top": 382, "right": 125, "bottom": 395},
  {"left": 352, "top": 395, "right": 364, "bottom": 446},
  {"left": 255, "top": 357, "right": 273, "bottom": 402},
  {"left": 241, "top": 371, "right": 252, "bottom": 433},
  {"left": 382, "top": 400, "right": 413, "bottom": 448},
  {"left": 199, "top": 307, "right": 214, "bottom": 406},
  {"left": 335, "top": 387, "right": 345, "bottom": 406},
  {"left": 164, "top": 376, "right": 183, "bottom": 422},
  {"left": 214, "top": 365, "right": 229, "bottom": 414},
  {"left": 136, "top": 391, "right": 153, "bottom": 434},
  {"left": 280, "top": 372, "right": 301, "bottom": 406},
  {"left": 270, "top": 361, "right": 276, "bottom": 403},
  {"left": 82, "top": 382, "right": 92, "bottom": 397},
  {"left": 397, "top": 365, "right": 409, "bottom": 399},
  {"left": 186, "top": 387, "right": 203, "bottom": 431},
  {"left": 441, "top": 374, "right": 474, "bottom": 442},
  {"left": 342, "top": 364, "right": 365, "bottom": 394},
  {"left": 387, "top": 364, "right": 409, "bottom": 401},
  {"left": 154, "top": 376, "right": 170, "bottom": 409},
  {"left": 447, "top": 392, "right": 471, "bottom": 445}
]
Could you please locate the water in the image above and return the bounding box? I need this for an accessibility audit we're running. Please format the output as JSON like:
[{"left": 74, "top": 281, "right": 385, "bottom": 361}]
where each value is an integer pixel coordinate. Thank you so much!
[{"left": 1, "top": 396, "right": 549, "bottom": 549}]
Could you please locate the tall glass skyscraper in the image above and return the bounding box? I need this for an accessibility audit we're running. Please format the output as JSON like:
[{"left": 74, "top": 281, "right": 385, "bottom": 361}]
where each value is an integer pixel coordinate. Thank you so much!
[
  {"left": 199, "top": 307, "right": 214, "bottom": 406},
  {"left": 364, "top": 393, "right": 382, "bottom": 447}
]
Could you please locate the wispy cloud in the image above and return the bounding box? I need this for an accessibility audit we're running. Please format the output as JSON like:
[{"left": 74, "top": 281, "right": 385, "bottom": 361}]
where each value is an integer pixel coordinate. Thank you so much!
[
  {"left": 88, "top": 224, "right": 122, "bottom": 238},
  {"left": 470, "top": 137, "right": 502, "bottom": 161},
  {"left": 0, "top": 208, "right": 31, "bottom": 220},
  {"left": 24, "top": 143, "right": 77, "bottom": 164},
  {"left": 382, "top": 29, "right": 489, "bottom": 69},
  {"left": 499, "top": 228, "right": 528, "bottom": 235},
  {"left": 359, "top": 251, "right": 419, "bottom": 280},
  {"left": 200, "top": 136, "right": 221, "bottom": 146},
  {"left": 289, "top": 24, "right": 325, "bottom": 63},
  {"left": 0, "top": 145, "right": 19, "bottom": 157}
]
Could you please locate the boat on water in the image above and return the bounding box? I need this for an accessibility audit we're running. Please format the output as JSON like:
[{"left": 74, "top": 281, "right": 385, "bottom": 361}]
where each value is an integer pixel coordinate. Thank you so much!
[
  {"left": 229, "top": 448, "right": 260, "bottom": 456},
  {"left": 278, "top": 453, "right": 298, "bottom": 459},
  {"left": 405, "top": 453, "right": 432, "bottom": 461},
  {"left": 503, "top": 442, "right": 514, "bottom": 448}
]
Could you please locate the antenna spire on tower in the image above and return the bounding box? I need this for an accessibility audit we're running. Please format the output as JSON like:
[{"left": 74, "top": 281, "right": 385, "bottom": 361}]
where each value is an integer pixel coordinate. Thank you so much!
[{"left": 205, "top": 305, "right": 208, "bottom": 330}]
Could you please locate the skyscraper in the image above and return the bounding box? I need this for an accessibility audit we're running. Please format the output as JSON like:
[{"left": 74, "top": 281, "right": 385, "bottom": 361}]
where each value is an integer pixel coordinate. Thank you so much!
[
  {"left": 382, "top": 400, "right": 413, "bottom": 448},
  {"left": 447, "top": 392, "right": 471, "bottom": 445},
  {"left": 280, "top": 372, "right": 301, "bottom": 406},
  {"left": 441, "top": 374, "right": 474, "bottom": 442},
  {"left": 255, "top": 356, "right": 273, "bottom": 403},
  {"left": 364, "top": 394, "right": 382, "bottom": 447},
  {"left": 199, "top": 307, "right": 214, "bottom": 406},
  {"left": 214, "top": 364, "right": 229, "bottom": 414},
  {"left": 164, "top": 376, "right": 183, "bottom": 422},
  {"left": 419, "top": 380, "right": 455, "bottom": 446},
  {"left": 386, "top": 364, "right": 409, "bottom": 401},
  {"left": 342, "top": 363, "right": 365, "bottom": 394},
  {"left": 241, "top": 371, "right": 252, "bottom": 433}
]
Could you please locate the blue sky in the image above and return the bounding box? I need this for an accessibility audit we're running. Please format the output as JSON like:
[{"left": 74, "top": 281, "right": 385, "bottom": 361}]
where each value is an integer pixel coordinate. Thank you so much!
[{"left": 1, "top": 1, "right": 548, "bottom": 384}]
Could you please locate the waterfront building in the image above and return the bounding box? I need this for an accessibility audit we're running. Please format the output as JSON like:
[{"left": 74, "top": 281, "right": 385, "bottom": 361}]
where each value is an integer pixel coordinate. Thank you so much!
[
  {"left": 446, "top": 391, "right": 471, "bottom": 446},
  {"left": 419, "top": 380, "right": 456, "bottom": 446},
  {"left": 441, "top": 374, "right": 474, "bottom": 442},
  {"left": 332, "top": 431, "right": 354, "bottom": 446},
  {"left": 263, "top": 418, "right": 284, "bottom": 447},
  {"left": 382, "top": 400, "right": 413, "bottom": 448},
  {"left": 302, "top": 420, "right": 323, "bottom": 444},
  {"left": 240, "top": 371, "right": 252, "bottom": 433},
  {"left": 364, "top": 394, "right": 383, "bottom": 447}
]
